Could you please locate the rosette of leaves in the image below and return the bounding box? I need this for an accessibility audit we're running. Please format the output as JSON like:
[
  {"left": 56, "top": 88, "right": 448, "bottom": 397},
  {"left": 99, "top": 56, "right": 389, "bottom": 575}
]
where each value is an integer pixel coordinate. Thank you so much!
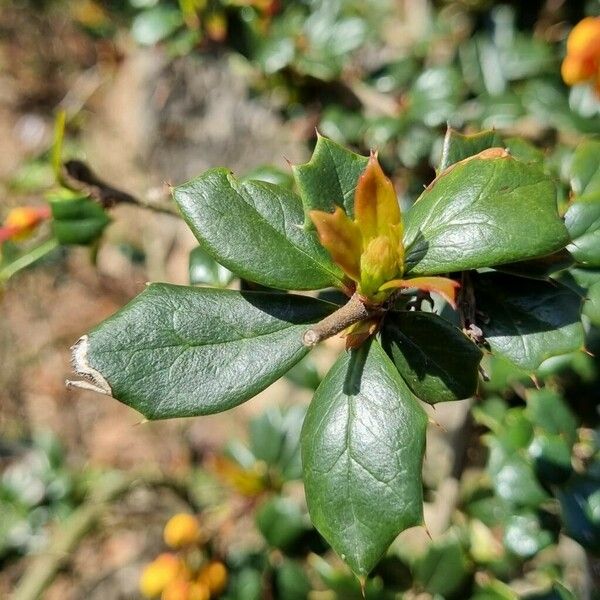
[{"left": 68, "top": 131, "right": 585, "bottom": 577}]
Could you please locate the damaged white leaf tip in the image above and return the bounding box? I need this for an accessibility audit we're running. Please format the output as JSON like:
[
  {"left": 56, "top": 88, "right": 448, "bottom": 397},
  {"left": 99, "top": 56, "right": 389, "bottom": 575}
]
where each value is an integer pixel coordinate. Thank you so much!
[{"left": 66, "top": 335, "right": 112, "bottom": 396}]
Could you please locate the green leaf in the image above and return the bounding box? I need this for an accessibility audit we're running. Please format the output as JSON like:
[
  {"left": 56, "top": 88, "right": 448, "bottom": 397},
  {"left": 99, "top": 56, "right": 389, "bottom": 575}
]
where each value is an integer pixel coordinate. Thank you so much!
[
  {"left": 256, "top": 497, "right": 308, "bottom": 550},
  {"left": 487, "top": 439, "right": 549, "bottom": 507},
  {"left": 174, "top": 168, "right": 344, "bottom": 290},
  {"left": 438, "top": 128, "right": 502, "bottom": 172},
  {"left": 407, "top": 66, "right": 464, "bottom": 128},
  {"left": 496, "top": 250, "right": 574, "bottom": 280},
  {"left": 301, "top": 340, "right": 427, "bottom": 575},
  {"left": 49, "top": 193, "right": 110, "bottom": 245},
  {"left": 292, "top": 133, "right": 369, "bottom": 222},
  {"left": 474, "top": 273, "right": 584, "bottom": 371},
  {"left": 527, "top": 433, "right": 572, "bottom": 484},
  {"left": 503, "top": 511, "right": 554, "bottom": 558},
  {"left": 565, "top": 193, "right": 600, "bottom": 268},
  {"left": 381, "top": 311, "right": 481, "bottom": 404},
  {"left": 131, "top": 5, "right": 183, "bottom": 46},
  {"left": 570, "top": 139, "right": 600, "bottom": 196},
  {"left": 275, "top": 559, "right": 311, "bottom": 600},
  {"left": 189, "top": 246, "right": 234, "bottom": 287},
  {"left": 525, "top": 389, "right": 577, "bottom": 445},
  {"left": 413, "top": 534, "right": 470, "bottom": 596},
  {"left": 403, "top": 156, "right": 570, "bottom": 276},
  {"left": 556, "top": 476, "right": 600, "bottom": 553},
  {"left": 73, "top": 285, "right": 334, "bottom": 419}
]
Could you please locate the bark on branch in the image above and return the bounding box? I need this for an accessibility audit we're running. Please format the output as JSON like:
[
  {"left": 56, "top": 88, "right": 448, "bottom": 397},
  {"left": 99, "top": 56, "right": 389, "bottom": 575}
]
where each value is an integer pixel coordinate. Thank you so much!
[
  {"left": 302, "top": 293, "right": 384, "bottom": 347},
  {"left": 62, "top": 160, "right": 179, "bottom": 215}
]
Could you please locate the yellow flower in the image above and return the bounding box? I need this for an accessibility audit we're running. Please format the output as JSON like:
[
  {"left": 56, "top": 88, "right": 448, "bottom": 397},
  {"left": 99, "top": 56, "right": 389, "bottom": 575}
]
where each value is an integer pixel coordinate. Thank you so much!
[
  {"left": 309, "top": 153, "right": 459, "bottom": 306},
  {"left": 163, "top": 514, "right": 201, "bottom": 548},
  {"left": 198, "top": 560, "right": 228, "bottom": 596},
  {"left": 140, "top": 553, "right": 185, "bottom": 598},
  {"left": 561, "top": 17, "right": 600, "bottom": 95}
]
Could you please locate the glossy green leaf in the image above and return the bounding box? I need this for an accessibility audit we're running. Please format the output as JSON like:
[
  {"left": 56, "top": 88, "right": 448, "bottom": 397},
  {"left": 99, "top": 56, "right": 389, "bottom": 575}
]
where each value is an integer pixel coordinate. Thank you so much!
[
  {"left": 527, "top": 433, "right": 572, "bottom": 484},
  {"left": 474, "top": 273, "right": 584, "bottom": 370},
  {"left": 407, "top": 66, "right": 464, "bottom": 128},
  {"left": 570, "top": 139, "right": 600, "bottom": 196},
  {"left": 438, "top": 128, "right": 502, "bottom": 172},
  {"left": 73, "top": 285, "right": 334, "bottom": 419},
  {"left": 275, "top": 559, "right": 311, "bottom": 600},
  {"left": 557, "top": 476, "right": 600, "bottom": 553},
  {"left": 503, "top": 511, "right": 554, "bottom": 558},
  {"left": 301, "top": 340, "right": 427, "bottom": 575},
  {"left": 496, "top": 249, "right": 574, "bottom": 280},
  {"left": 403, "top": 156, "right": 569, "bottom": 276},
  {"left": 565, "top": 193, "right": 600, "bottom": 268},
  {"left": 413, "top": 534, "right": 470, "bottom": 596},
  {"left": 249, "top": 406, "right": 305, "bottom": 480},
  {"left": 487, "top": 439, "right": 549, "bottom": 507},
  {"left": 256, "top": 497, "right": 308, "bottom": 550},
  {"left": 188, "top": 246, "right": 234, "bottom": 287},
  {"left": 49, "top": 193, "right": 110, "bottom": 246},
  {"left": 174, "top": 168, "right": 344, "bottom": 290},
  {"left": 525, "top": 389, "right": 577, "bottom": 445},
  {"left": 292, "top": 133, "right": 369, "bottom": 222},
  {"left": 381, "top": 311, "right": 482, "bottom": 404}
]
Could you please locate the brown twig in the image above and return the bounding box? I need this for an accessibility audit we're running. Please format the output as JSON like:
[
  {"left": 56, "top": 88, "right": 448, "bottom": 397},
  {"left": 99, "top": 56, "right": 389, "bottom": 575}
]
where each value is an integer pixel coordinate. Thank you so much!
[
  {"left": 302, "top": 293, "right": 385, "bottom": 347},
  {"left": 62, "top": 160, "right": 179, "bottom": 215}
]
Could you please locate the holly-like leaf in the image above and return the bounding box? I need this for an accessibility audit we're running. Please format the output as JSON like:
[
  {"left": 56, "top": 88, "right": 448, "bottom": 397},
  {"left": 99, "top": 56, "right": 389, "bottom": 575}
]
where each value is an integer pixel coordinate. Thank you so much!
[
  {"left": 565, "top": 193, "right": 600, "bottom": 268},
  {"left": 293, "top": 133, "right": 369, "bottom": 223},
  {"left": 174, "top": 169, "right": 344, "bottom": 291},
  {"left": 381, "top": 311, "right": 481, "bottom": 404},
  {"left": 570, "top": 139, "right": 600, "bottom": 196},
  {"left": 301, "top": 340, "right": 427, "bottom": 575},
  {"left": 438, "top": 128, "right": 503, "bottom": 172},
  {"left": 70, "top": 285, "right": 334, "bottom": 419},
  {"left": 403, "top": 155, "right": 570, "bottom": 276},
  {"left": 474, "top": 273, "right": 584, "bottom": 371}
]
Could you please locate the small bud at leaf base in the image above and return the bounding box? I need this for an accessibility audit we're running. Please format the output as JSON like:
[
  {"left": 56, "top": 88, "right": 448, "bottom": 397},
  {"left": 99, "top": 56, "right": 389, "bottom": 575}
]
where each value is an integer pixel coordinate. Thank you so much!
[{"left": 360, "top": 236, "right": 400, "bottom": 299}]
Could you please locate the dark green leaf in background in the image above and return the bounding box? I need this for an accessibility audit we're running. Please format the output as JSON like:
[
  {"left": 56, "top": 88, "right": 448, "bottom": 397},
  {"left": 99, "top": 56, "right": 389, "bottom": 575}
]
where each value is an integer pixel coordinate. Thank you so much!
[
  {"left": 403, "top": 156, "right": 569, "bottom": 276},
  {"left": 301, "top": 340, "right": 427, "bottom": 575},
  {"left": 381, "top": 311, "right": 481, "bottom": 404},
  {"left": 474, "top": 273, "right": 584, "bottom": 370},
  {"left": 174, "top": 168, "right": 344, "bottom": 290},
  {"left": 49, "top": 193, "right": 110, "bottom": 246},
  {"left": 188, "top": 246, "right": 234, "bottom": 287},
  {"left": 76, "top": 285, "right": 334, "bottom": 419}
]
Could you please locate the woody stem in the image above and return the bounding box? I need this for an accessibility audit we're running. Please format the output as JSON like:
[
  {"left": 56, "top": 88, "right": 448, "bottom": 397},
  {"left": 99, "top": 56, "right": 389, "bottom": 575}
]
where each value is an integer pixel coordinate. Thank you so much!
[{"left": 302, "top": 293, "right": 385, "bottom": 347}]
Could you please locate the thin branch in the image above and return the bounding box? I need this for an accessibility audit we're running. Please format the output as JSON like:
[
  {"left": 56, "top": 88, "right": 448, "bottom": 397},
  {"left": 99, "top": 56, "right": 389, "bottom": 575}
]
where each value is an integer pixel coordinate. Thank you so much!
[
  {"left": 302, "top": 293, "right": 384, "bottom": 347},
  {"left": 62, "top": 160, "right": 179, "bottom": 216}
]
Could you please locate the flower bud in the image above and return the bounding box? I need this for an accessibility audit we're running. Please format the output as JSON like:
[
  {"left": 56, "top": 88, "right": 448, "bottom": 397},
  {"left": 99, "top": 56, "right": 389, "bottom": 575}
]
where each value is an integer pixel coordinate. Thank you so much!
[
  {"left": 140, "top": 553, "right": 183, "bottom": 598},
  {"left": 198, "top": 560, "right": 228, "bottom": 595},
  {"left": 163, "top": 514, "right": 201, "bottom": 548},
  {"left": 359, "top": 235, "right": 400, "bottom": 298}
]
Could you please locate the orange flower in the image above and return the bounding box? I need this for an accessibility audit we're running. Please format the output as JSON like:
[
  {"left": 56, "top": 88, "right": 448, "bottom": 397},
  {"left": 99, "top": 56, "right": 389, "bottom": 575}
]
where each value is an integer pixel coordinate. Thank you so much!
[
  {"left": 0, "top": 206, "right": 51, "bottom": 243},
  {"left": 163, "top": 514, "right": 201, "bottom": 548},
  {"left": 310, "top": 153, "right": 459, "bottom": 306},
  {"left": 162, "top": 579, "right": 210, "bottom": 600},
  {"left": 140, "top": 553, "right": 186, "bottom": 598},
  {"left": 561, "top": 17, "right": 600, "bottom": 95}
]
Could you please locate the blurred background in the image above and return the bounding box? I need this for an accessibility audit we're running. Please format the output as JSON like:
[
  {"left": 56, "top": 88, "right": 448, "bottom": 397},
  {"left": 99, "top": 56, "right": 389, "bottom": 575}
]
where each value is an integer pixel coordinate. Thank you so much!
[{"left": 1, "top": 0, "right": 600, "bottom": 598}]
